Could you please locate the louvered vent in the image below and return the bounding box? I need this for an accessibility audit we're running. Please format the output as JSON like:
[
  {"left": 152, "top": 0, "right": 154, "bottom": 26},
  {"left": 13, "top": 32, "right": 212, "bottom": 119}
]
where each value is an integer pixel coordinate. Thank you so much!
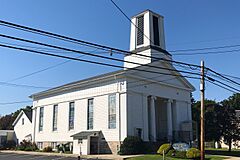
[
  {"left": 153, "top": 15, "right": 160, "bottom": 46},
  {"left": 137, "top": 15, "right": 144, "bottom": 46}
]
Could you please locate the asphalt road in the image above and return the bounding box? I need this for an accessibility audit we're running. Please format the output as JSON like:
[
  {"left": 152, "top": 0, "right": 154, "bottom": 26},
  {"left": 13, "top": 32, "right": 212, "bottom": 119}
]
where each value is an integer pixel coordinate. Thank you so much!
[{"left": 0, "top": 152, "right": 96, "bottom": 160}]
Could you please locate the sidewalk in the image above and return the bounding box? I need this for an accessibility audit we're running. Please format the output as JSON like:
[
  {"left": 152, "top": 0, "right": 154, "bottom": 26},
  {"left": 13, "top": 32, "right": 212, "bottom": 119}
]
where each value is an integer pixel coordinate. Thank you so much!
[{"left": 0, "top": 150, "right": 142, "bottom": 160}]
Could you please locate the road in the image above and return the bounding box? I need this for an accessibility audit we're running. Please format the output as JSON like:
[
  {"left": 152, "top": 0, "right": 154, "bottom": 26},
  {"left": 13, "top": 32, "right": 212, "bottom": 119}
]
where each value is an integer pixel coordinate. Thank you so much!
[{"left": 0, "top": 152, "right": 96, "bottom": 160}]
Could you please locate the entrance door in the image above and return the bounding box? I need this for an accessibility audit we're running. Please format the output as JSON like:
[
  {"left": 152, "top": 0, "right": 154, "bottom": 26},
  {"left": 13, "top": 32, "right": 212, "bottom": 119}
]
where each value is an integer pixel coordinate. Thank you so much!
[{"left": 90, "top": 137, "right": 99, "bottom": 154}]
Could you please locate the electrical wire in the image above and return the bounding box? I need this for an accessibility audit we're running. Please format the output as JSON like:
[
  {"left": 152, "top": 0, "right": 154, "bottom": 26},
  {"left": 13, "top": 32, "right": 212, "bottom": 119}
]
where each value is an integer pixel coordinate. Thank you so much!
[
  {"left": 0, "top": 19, "right": 201, "bottom": 68},
  {"left": 0, "top": 100, "right": 32, "bottom": 105},
  {"left": 0, "top": 33, "right": 201, "bottom": 77},
  {"left": 170, "top": 44, "right": 240, "bottom": 53},
  {"left": 0, "top": 42, "right": 201, "bottom": 80}
]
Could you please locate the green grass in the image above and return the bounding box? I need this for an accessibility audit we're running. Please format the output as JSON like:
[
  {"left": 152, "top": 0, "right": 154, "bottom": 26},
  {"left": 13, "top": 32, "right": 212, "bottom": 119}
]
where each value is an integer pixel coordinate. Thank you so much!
[
  {"left": 206, "top": 148, "right": 240, "bottom": 157},
  {"left": 127, "top": 154, "right": 227, "bottom": 160}
]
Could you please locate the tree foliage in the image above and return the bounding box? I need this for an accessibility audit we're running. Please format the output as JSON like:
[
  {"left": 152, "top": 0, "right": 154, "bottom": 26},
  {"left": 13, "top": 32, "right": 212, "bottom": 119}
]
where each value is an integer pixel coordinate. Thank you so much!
[
  {"left": 0, "top": 106, "right": 32, "bottom": 130},
  {"left": 192, "top": 93, "right": 240, "bottom": 152},
  {"left": 220, "top": 96, "right": 240, "bottom": 152}
]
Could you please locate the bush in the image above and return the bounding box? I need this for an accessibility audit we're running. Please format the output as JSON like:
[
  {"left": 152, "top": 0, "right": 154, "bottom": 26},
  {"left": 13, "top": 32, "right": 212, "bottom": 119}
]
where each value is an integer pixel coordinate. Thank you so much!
[
  {"left": 157, "top": 143, "right": 171, "bottom": 155},
  {"left": 166, "top": 149, "right": 175, "bottom": 157},
  {"left": 186, "top": 148, "right": 201, "bottom": 159},
  {"left": 43, "top": 146, "right": 53, "bottom": 152},
  {"left": 175, "top": 151, "right": 187, "bottom": 158},
  {"left": 16, "top": 140, "right": 38, "bottom": 151},
  {"left": 119, "top": 136, "right": 144, "bottom": 155}
]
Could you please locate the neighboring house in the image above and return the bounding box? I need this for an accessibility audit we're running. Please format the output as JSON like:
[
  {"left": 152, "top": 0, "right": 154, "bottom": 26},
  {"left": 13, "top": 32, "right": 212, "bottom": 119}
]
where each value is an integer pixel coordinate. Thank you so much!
[
  {"left": 216, "top": 110, "right": 240, "bottom": 149},
  {"left": 29, "top": 10, "right": 195, "bottom": 155},
  {"left": 13, "top": 110, "right": 33, "bottom": 144},
  {"left": 0, "top": 130, "right": 16, "bottom": 147}
]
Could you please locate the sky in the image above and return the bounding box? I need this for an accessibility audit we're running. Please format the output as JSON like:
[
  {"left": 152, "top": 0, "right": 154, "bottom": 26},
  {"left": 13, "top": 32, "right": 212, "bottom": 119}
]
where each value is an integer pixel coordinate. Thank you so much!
[{"left": 1, "top": 0, "right": 240, "bottom": 115}]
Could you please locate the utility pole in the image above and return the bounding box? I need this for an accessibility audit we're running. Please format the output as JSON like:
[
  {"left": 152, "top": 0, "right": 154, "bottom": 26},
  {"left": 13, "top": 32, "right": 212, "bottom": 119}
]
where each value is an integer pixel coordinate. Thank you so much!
[{"left": 200, "top": 61, "right": 205, "bottom": 160}]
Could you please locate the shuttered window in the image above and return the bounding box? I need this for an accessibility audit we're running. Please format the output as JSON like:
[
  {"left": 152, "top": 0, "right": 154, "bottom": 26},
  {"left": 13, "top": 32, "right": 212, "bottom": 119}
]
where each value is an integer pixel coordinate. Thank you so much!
[
  {"left": 153, "top": 15, "right": 160, "bottom": 46},
  {"left": 137, "top": 15, "right": 144, "bottom": 46}
]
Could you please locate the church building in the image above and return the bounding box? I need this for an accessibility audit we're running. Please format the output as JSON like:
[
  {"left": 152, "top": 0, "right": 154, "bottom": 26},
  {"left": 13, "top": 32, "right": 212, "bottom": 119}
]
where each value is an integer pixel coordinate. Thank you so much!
[{"left": 29, "top": 10, "right": 195, "bottom": 155}]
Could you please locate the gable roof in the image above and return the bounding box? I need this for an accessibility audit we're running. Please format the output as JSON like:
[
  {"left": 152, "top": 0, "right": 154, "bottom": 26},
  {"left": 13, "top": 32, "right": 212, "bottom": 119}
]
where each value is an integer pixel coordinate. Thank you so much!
[
  {"left": 30, "top": 69, "right": 125, "bottom": 99},
  {"left": 30, "top": 60, "right": 195, "bottom": 100},
  {"left": 12, "top": 110, "right": 32, "bottom": 126}
]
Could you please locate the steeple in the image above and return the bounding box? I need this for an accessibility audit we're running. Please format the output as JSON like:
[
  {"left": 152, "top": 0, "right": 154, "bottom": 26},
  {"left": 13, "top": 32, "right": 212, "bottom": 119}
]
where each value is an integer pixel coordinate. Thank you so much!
[{"left": 124, "top": 10, "right": 171, "bottom": 69}]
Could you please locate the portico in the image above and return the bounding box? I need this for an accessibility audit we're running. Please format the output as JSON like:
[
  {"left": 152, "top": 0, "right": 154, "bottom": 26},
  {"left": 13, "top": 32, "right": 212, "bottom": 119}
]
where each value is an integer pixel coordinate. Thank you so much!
[{"left": 146, "top": 95, "right": 192, "bottom": 143}]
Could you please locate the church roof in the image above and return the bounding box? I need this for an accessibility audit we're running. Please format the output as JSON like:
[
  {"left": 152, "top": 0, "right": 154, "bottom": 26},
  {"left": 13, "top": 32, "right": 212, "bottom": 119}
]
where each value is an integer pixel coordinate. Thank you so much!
[
  {"left": 30, "top": 69, "right": 125, "bottom": 99},
  {"left": 12, "top": 110, "right": 32, "bottom": 126},
  {"left": 30, "top": 60, "right": 195, "bottom": 100}
]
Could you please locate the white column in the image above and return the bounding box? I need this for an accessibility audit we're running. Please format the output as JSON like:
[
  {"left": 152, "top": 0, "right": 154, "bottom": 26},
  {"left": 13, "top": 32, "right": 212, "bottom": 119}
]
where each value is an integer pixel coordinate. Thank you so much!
[
  {"left": 142, "top": 94, "right": 149, "bottom": 141},
  {"left": 150, "top": 96, "right": 156, "bottom": 141},
  {"left": 187, "top": 102, "right": 193, "bottom": 141},
  {"left": 167, "top": 99, "right": 173, "bottom": 142}
]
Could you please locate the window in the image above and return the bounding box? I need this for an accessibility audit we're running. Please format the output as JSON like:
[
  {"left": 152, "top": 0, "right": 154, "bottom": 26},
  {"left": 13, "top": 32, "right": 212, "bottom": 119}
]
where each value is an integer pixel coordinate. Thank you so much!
[
  {"left": 51, "top": 142, "right": 57, "bottom": 150},
  {"left": 153, "top": 15, "right": 160, "bottom": 46},
  {"left": 37, "top": 142, "right": 43, "bottom": 150},
  {"left": 69, "top": 102, "right": 75, "bottom": 130},
  {"left": 87, "top": 99, "right": 94, "bottom": 130},
  {"left": 39, "top": 107, "right": 44, "bottom": 132},
  {"left": 22, "top": 118, "right": 24, "bottom": 125},
  {"left": 137, "top": 15, "right": 144, "bottom": 46},
  {"left": 108, "top": 94, "right": 116, "bottom": 129},
  {"left": 52, "top": 105, "right": 58, "bottom": 131}
]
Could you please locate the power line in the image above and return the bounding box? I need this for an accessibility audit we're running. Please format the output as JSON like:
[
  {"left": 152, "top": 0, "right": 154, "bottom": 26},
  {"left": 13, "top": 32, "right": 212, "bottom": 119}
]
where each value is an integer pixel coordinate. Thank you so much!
[
  {"left": 110, "top": 0, "right": 153, "bottom": 44},
  {"left": 0, "top": 33, "right": 201, "bottom": 77},
  {"left": 206, "top": 67, "right": 240, "bottom": 87},
  {"left": 172, "top": 48, "right": 240, "bottom": 56},
  {"left": 170, "top": 44, "right": 240, "bottom": 53},
  {"left": 0, "top": 100, "right": 32, "bottom": 105},
  {"left": 206, "top": 79, "right": 237, "bottom": 93},
  {"left": 5, "top": 49, "right": 100, "bottom": 83},
  {"left": 0, "top": 19, "right": 202, "bottom": 68},
  {"left": 206, "top": 76, "right": 240, "bottom": 93},
  {"left": 0, "top": 42, "right": 201, "bottom": 80},
  {"left": 0, "top": 81, "right": 49, "bottom": 89},
  {"left": 1, "top": 19, "right": 239, "bottom": 93},
  {"left": 1, "top": 34, "right": 240, "bottom": 93}
]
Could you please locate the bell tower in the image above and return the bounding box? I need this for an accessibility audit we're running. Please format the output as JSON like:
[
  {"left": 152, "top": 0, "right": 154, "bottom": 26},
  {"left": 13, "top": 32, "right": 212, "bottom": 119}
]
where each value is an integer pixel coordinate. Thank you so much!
[{"left": 124, "top": 10, "right": 171, "bottom": 68}]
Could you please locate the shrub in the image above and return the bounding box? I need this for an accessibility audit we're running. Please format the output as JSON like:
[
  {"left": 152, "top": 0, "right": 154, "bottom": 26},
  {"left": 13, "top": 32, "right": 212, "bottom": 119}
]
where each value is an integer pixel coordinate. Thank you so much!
[
  {"left": 57, "top": 145, "right": 64, "bottom": 153},
  {"left": 43, "top": 146, "right": 53, "bottom": 152},
  {"left": 175, "top": 151, "right": 187, "bottom": 158},
  {"left": 186, "top": 148, "right": 201, "bottom": 159},
  {"left": 119, "top": 136, "right": 144, "bottom": 155},
  {"left": 166, "top": 149, "right": 175, "bottom": 157},
  {"left": 157, "top": 143, "right": 171, "bottom": 155},
  {"left": 16, "top": 140, "right": 38, "bottom": 151},
  {"left": 24, "top": 147, "right": 33, "bottom": 151}
]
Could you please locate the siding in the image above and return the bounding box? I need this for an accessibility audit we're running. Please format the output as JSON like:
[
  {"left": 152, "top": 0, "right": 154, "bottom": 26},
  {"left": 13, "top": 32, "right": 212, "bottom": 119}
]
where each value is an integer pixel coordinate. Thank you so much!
[
  {"left": 32, "top": 80, "right": 127, "bottom": 143},
  {"left": 14, "top": 113, "right": 32, "bottom": 144}
]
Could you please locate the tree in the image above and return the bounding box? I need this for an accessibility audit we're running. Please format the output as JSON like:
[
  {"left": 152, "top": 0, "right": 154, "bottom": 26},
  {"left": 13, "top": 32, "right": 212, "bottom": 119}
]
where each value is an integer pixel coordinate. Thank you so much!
[
  {"left": 0, "top": 114, "right": 15, "bottom": 130},
  {"left": 0, "top": 106, "right": 32, "bottom": 130},
  {"left": 222, "top": 93, "right": 240, "bottom": 110},
  {"left": 192, "top": 100, "right": 220, "bottom": 143},
  {"left": 221, "top": 97, "right": 240, "bottom": 152}
]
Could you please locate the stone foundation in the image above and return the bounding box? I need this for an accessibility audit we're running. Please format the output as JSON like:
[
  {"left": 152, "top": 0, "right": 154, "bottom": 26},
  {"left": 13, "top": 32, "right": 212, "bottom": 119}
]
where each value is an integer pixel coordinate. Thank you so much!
[{"left": 99, "top": 141, "right": 120, "bottom": 155}]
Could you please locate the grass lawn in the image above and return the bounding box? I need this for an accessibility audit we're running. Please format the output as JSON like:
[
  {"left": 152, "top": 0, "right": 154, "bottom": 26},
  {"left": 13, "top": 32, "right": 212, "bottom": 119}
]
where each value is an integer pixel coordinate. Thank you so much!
[
  {"left": 206, "top": 148, "right": 240, "bottom": 157},
  {"left": 127, "top": 154, "right": 227, "bottom": 160}
]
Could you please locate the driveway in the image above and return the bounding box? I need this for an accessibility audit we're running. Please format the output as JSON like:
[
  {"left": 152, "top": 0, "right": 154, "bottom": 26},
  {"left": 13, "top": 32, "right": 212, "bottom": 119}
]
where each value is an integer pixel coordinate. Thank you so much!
[{"left": 0, "top": 152, "right": 93, "bottom": 160}]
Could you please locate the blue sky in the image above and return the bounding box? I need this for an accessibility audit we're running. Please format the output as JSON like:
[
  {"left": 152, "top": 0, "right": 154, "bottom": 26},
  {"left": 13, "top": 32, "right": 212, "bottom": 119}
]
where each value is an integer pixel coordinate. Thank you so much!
[{"left": 1, "top": 0, "right": 240, "bottom": 115}]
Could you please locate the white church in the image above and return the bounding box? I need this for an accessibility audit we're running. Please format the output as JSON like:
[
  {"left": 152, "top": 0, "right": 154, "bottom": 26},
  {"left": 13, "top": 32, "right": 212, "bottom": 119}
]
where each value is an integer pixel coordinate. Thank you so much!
[{"left": 15, "top": 10, "right": 195, "bottom": 155}]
